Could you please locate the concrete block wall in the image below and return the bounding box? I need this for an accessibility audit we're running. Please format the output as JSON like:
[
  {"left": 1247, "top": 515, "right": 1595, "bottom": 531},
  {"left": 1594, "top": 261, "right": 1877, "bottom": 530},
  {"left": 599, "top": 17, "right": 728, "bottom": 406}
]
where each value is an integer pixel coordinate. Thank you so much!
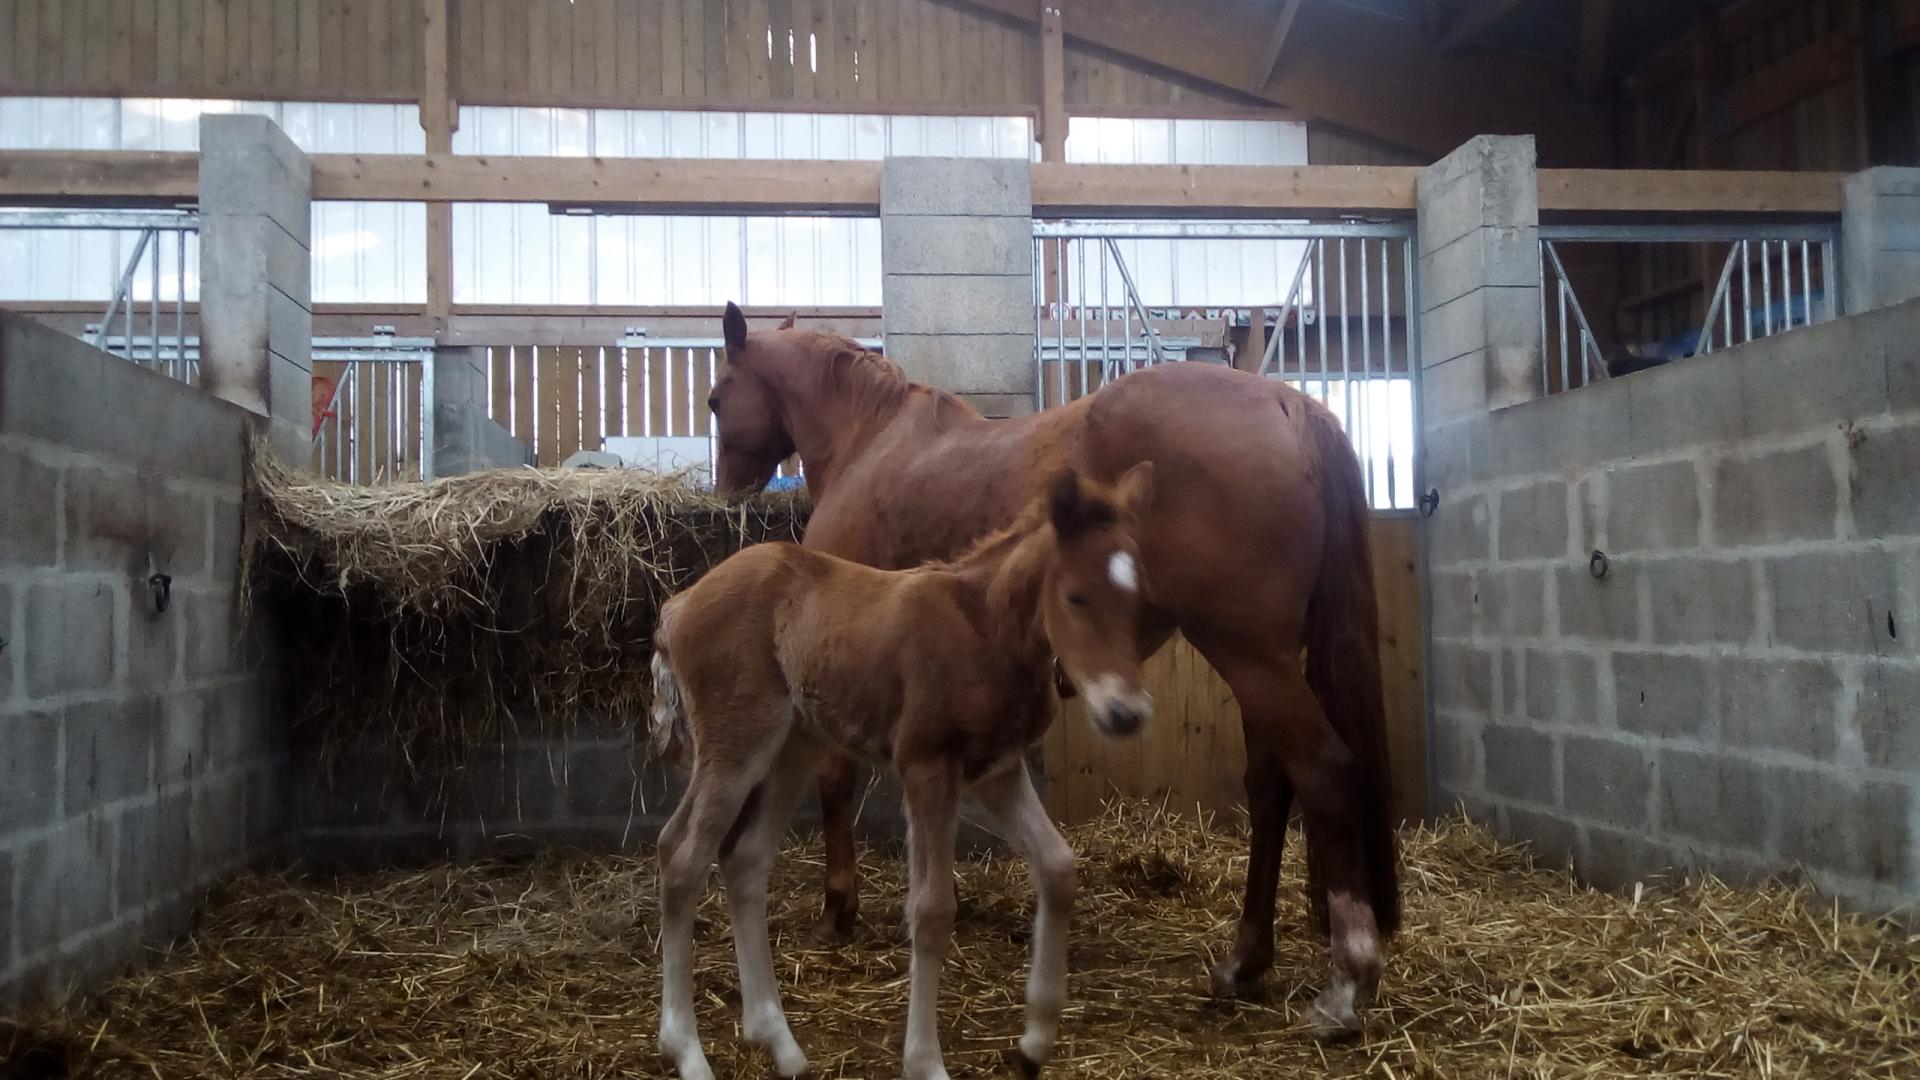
[
  {"left": 1424, "top": 299, "right": 1920, "bottom": 910},
  {"left": 880, "top": 157, "right": 1036, "bottom": 419},
  {"left": 431, "top": 347, "right": 530, "bottom": 478},
  {"left": 0, "top": 312, "right": 284, "bottom": 1006}
]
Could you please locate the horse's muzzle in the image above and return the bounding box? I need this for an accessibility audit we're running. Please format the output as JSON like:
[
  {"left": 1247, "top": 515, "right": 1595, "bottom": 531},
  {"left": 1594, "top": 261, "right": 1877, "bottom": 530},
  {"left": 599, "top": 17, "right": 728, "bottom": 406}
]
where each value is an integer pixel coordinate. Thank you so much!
[{"left": 1100, "top": 701, "right": 1146, "bottom": 738}]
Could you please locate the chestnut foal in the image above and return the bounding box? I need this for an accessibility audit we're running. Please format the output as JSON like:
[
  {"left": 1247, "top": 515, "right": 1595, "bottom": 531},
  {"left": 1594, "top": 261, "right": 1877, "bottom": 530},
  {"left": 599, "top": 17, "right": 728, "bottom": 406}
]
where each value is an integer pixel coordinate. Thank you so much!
[{"left": 649, "top": 465, "right": 1155, "bottom": 1080}]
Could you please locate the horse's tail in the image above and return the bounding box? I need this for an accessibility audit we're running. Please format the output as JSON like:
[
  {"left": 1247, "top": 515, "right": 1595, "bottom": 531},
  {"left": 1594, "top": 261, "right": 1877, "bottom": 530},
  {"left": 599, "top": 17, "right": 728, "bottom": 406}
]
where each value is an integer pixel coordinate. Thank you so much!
[
  {"left": 647, "top": 599, "right": 691, "bottom": 765},
  {"left": 1301, "top": 399, "right": 1401, "bottom": 939}
]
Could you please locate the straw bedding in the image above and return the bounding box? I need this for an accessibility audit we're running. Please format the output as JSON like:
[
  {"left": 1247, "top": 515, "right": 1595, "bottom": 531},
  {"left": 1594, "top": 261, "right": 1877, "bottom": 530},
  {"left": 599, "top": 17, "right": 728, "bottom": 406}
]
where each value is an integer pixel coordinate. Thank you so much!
[
  {"left": 245, "top": 455, "right": 809, "bottom": 774},
  {"left": 9, "top": 804, "right": 1915, "bottom": 1079}
]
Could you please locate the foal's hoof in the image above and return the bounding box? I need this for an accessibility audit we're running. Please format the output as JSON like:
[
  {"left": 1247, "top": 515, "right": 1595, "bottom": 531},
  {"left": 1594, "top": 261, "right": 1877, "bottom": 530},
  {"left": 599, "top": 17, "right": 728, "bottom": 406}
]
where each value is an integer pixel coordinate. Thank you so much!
[
  {"left": 1006, "top": 1047, "right": 1043, "bottom": 1078},
  {"left": 812, "top": 912, "right": 857, "bottom": 945},
  {"left": 1207, "top": 957, "right": 1267, "bottom": 1000},
  {"left": 1306, "top": 985, "right": 1365, "bottom": 1042}
]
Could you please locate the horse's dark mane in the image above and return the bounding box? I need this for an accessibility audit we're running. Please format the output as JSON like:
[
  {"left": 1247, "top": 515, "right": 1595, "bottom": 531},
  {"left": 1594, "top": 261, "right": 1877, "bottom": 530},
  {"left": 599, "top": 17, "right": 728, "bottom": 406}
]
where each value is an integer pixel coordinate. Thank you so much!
[{"left": 793, "top": 331, "right": 978, "bottom": 421}]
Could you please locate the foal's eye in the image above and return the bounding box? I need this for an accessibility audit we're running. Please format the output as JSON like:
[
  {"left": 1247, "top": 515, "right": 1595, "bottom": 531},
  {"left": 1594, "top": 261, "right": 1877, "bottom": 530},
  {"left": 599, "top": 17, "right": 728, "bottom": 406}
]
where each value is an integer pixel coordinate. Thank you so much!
[
  {"left": 1066, "top": 593, "right": 1091, "bottom": 609},
  {"left": 706, "top": 395, "right": 720, "bottom": 414}
]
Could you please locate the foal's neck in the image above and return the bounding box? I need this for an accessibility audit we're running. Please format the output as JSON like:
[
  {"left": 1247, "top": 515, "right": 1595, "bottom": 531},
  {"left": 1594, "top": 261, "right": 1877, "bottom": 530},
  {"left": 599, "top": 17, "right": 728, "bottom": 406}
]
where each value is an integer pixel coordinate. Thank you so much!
[{"left": 947, "top": 521, "right": 1053, "bottom": 659}]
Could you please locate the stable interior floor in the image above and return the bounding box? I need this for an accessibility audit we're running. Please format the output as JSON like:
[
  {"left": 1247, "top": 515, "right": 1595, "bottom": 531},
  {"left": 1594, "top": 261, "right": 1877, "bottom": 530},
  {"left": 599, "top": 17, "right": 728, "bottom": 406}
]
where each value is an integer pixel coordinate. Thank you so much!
[{"left": 5, "top": 806, "right": 1917, "bottom": 1079}]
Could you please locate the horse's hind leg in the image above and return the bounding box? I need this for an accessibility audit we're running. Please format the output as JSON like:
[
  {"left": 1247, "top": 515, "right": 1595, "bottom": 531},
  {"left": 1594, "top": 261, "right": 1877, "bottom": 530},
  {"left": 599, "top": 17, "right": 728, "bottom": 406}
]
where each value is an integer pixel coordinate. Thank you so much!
[
  {"left": 970, "top": 762, "right": 1076, "bottom": 1076},
  {"left": 814, "top": 751, "right": 862, "bottom": 942},
  {"left": 1192, "top": 646, "right": 1298, "bottom": 998},
  {"left": 658, "top": 747, "right": 780, "bottom": 1080},
  {"left": 1217, "top": 658, "right": 1383, "bottom": 1037},
  {"left": 899, "top": 760, "right": 961, "bottom": 1080},
  {"left": 721, "top": 735, "right": 826, "bottom": 1078}
]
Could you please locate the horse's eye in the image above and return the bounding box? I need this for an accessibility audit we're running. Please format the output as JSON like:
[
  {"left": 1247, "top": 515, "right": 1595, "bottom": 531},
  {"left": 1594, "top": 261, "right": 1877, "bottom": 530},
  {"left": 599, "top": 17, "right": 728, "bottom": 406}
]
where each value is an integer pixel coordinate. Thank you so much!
[
  {"left": 1066, "top": 593, "right": 1090, "bottom": 608},
  {"left": 706, "top": 395, "right": 720, "bottom": 414}
]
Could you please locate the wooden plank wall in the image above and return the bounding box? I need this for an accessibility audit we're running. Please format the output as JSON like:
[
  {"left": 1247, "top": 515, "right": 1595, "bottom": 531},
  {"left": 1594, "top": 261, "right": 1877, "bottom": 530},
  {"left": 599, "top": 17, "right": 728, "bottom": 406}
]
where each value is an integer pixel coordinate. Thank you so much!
[
  {"left": 0, "top": 0, "right": 1249, "bottom": 113},
  {"left": 1041, "top": 515, "right": 1427, "bottom": 826},
  {"left": 485, "top": 343, "right": 717, "bottom": 466},
  {"left": 309, "top": 358, "right": 427, "bottom": 482}
]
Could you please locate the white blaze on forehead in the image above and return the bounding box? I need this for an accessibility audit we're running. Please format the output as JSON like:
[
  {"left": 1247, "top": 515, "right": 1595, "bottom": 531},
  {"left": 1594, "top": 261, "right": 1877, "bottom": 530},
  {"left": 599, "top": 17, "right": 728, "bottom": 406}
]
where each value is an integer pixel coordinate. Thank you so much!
[{"left": 1107, "top": 551, "right": 1138, "bottom": 592}]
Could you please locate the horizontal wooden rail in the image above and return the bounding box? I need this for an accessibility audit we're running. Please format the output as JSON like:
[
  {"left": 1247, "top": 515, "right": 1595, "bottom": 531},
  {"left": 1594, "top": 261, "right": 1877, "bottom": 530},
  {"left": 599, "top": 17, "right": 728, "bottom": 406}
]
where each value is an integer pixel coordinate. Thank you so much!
[{"left": 0, "top": 150, "right": 1846, "bottom": 217}]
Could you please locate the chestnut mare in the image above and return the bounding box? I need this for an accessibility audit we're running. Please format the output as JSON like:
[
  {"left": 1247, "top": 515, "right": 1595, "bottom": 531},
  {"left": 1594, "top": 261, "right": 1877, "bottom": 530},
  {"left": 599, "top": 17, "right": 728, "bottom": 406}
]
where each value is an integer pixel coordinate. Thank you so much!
[
  {"left": 707, "top": 303, "right": 1399, "bottom": 1035},
  {"left": 650, "top": 467, "right": 1156, "bottom": 1080}
]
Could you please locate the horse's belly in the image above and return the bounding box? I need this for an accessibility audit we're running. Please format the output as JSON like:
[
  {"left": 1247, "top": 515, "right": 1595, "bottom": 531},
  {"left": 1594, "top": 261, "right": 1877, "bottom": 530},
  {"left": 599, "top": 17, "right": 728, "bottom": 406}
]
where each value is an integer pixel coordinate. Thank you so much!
[{"left": 791, "top": 683, "right": 898, "bottom": 764}]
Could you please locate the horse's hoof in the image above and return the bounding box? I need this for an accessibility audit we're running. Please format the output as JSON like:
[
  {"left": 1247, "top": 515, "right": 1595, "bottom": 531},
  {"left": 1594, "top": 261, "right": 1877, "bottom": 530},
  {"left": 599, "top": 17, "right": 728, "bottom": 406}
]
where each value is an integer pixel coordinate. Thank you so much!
[
  {"left": 812, "top": 913, "right": 857, "bottom": 945},
  {"left": 1007, "top": 1047, "right": 1043, "bottom": 1078},
  {"left": 1307, "top": 985, "right": 1364, "bottom": 1042},
  {"left": 1207, "top": 958, "right": 1265, "bottom": 999}
]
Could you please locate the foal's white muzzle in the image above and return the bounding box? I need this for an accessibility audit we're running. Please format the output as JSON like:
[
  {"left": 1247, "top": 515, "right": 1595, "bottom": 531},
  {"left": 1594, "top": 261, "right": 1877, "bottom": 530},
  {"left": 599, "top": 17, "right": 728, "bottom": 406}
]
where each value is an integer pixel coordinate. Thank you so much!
[{"left": 1080, "top": 674, "right": 1152, "bottom": 738}]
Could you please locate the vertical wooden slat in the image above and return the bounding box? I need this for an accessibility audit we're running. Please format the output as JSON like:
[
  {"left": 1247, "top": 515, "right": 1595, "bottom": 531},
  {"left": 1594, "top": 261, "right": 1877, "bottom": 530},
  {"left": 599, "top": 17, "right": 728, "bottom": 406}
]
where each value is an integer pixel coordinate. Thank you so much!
[
  {"left": 525, "top": 0, "right": 549, "bottom": 96},
  {"left": 388, "top": 0, "right": 414, "bottom": 95},
  {"left": 12, "top": 0, "right": 40, "bottom": 89},
  {"left": 267, "top": 0, "right": 295, "bottom": 93},
  {"left": 533, "top": 346, "right": 558, "bottom": 465},
  {"left": 488, "top": 346, "right": 511, "bottom": 429},
  {"left": 893, "top": 0, "right": 919, "bottom": 103},
  {"left": 678, "top": 0, "right": 702, "bottom": 97},
  {"left": 363, "top": 0, "right": 389, "bottom": 94},
  {"left": 567, "top": 0, "right": 593, "bottom": 98},
  {"left": 174, "top": 0, "right": 201, "bottom": 89},
  {"left": 58, "top": 0, "right": 85, "bottom": 87},
  {"left": 557, "top": 347, "right": 584, "bottom": 461},
  {"left": 1039, "top": 3, "right": 1066, "bottom": 159},
  {"left": 579, "top": 347, "right": 603, "bottom": 455},
  {"left": 615, "top": 0, "right": 640, "bottom": 97},
  {"left": 855, "top": 0, "right": 877, "bottom": 101},
  {"left": 959, "top": 2, "right": 985, "bottom": 105},
  {"left": 703, "top": 0, "right": 727, "bottom": 100},
  {"left": 722, "top": 0, "right": 749, "bottom": 98},
  {"left": 83, "top": 0, "right": 111, "bottom": 88},
  {"left": 511, "top": 346, "right": 535, "bottom": 450},
  {"left": 624, "top": 348, "right": 648, "bottom": 437},
  {"left": 316, "top": 0, "right": 342, "bottom": 92},
  {"left": 657, "top": 0, "right": 682, "bottom": 98},
  {"left": 592, "top": 0, "right": 617, "bottom": 99},
  {"left": 128, "top": 0, "right": 156, "bottom": 85},
  {"left": 293, "top": 0, "right": 318, "bottom": 90},
  {"left": 647, "top": 347, "right": 672, "bottom": 437},
  {"left": 837, "top": 0, "right": 859, "bottom": 100},
  {"left": 747, "top": 0, "right": 771, "bottom": 99},
  {"left": 493, "top": 0, "right": 523, "bottom": 96},
  {"left": 766, "top": 0, "right": 792, "bottom": 99},
  {"left": 801, "top": 0, "right": 826, "bottom": 100},
  {"left": 602, "top": 344, "right": 626, "bottom": 437},
  {"left": 691, "top": 349, "right": 715, "bottom": 436},
  {"left": 473, "top": 0, "right": 501, "bottom": 98},
  {"left": 238, "top": 0, "right": 265, "bottom": 88}
]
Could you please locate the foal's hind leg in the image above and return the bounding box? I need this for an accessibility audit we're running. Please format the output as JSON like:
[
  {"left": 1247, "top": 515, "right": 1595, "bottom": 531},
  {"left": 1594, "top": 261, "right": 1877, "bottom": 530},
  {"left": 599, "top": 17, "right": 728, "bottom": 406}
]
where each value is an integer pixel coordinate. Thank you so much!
[
  {"left": 899, "top": 760, "right": 961, "bottom": 1080},
  {"left": 814, "top": 752, "right": 862, "bottom": 942},
  {"left": 658, "top": 747, "right": 781, "bottom": 1080},
  {"left": 721, "top": 736, "right": 826, "bottom": 1078}
]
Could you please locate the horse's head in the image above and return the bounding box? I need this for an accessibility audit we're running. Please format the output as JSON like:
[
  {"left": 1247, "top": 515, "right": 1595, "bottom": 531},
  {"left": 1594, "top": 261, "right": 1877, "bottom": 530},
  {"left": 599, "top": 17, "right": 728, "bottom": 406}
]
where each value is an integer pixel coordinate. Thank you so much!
[
  {"left": 1041, "top": 463, "right": 1156, "bottom": 739},
  {"left": 710, "top": 302, "right": 797, "bottom": 495}
]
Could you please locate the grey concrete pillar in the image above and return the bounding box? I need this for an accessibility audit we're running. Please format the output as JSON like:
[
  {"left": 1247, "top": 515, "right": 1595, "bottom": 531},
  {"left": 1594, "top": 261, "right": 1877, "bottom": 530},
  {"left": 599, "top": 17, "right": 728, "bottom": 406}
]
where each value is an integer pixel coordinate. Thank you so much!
[
  {"left": 1417, "top": 135, "right": 1543, "bottom": 426},
  {"left": 198, "top": 114, "right": 313, "bottom": 465},
  {"left": 1842, "top": 167, "right": 1920, "bottom": 315},
  {"left": 431, "top": 346, "right": 529, "bottom": 477},
  {"left": 880, "top": 157, "right": 1036, "bottom": 418}
]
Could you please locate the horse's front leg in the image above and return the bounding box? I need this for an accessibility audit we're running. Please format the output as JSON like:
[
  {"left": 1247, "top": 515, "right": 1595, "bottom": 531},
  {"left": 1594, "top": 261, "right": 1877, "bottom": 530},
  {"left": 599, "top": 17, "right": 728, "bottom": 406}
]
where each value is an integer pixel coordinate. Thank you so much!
[
  {"left": 899, "top": 760, "right": 961, "bottom": 1080},
  {"left": 816, "top": 751, "right": 862, "bottom": 942},
  {"left": 970, "top": 762, "right": 1076, "bottom": 1076}
]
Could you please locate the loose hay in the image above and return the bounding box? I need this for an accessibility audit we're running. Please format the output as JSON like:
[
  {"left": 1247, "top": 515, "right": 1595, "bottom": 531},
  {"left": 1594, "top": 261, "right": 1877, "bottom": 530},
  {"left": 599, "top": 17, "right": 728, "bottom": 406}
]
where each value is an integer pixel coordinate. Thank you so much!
[
  {"left": 10, "top": 805, "right": 1916, "bottom": 1078},
  {"left": 245, "top": 453, "right": 808, "bottom": 775}
]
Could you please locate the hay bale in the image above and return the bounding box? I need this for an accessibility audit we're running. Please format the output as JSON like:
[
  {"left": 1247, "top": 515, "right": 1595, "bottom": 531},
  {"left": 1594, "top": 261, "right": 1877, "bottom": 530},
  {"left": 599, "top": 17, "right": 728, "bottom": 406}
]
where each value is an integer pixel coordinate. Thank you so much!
[{"left": 246, "top": 452, "right": 808, "bottom": 776}]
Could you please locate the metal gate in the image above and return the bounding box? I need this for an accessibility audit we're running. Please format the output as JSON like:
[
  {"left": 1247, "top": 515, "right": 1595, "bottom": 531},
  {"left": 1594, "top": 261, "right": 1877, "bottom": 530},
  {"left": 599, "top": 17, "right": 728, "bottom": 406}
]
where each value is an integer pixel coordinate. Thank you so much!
[
  {"left": 1032, "top": 221, "right": 1421, "bottom": 511},
  {"left": 310, "top": 335, "right": 437, "bottom": 484}
]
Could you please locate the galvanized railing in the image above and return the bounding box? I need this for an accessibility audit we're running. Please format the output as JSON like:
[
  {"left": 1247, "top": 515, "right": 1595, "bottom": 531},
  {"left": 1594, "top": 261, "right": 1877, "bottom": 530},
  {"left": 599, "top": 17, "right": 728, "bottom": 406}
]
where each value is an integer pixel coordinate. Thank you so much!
[
  {"left": 0, "top": 209, "right": 200, "bottom": 384},
  {"left": 1031, "top": 221, "right": 1420, "bottom": 511},
  {"left": 1538, "top": 223, "right": 1841, "bottom": 393},
  {"left": 311, "top": 335, "right": 437, "bottom": 484}
]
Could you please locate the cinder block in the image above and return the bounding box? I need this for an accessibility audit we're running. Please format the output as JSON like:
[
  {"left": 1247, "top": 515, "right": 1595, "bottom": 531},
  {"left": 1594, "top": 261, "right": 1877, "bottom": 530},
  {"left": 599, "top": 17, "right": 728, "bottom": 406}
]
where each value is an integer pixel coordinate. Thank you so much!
[
  {"left": 1771, "top": 768, "right": 1911, "bottom": 882},
  {"left": 1737, "top": 325, "right": 1889, "bottom": 438},
  {"left": 1613, "top": 651, "right": 1712, "bottom": 739},
  {"left": 125, "top": 593, "right": 182, "bottom": 690},
  {"left": 1429, "top": 570, "right": 1480, "bottom": 639},
  {"left": 1658, "top": 748, "right": 1772, "bottom": 851},
  {"left": 207, "top": 497, "right": 243, "bottom": 581},
  {"left": 1849, "top": 422, "right": 1920, "bottom": 540},
  {"left": 1578, "top": 826, "right": 1682, "bottom": 892},
  {"left": 1431, "top": 640, "right": 1493, "bottom": 712},
  {"left": 1501, "top": 805, "right": 1577, "bottom": 868},
  {"left": 881, "top": 157, "right": 1031, "bottom": 217},
  {"left": 244, "top": 762, "right": 287, "bottom": 850},
  {"left": 883, "top": 274, "right": 1034, "bottom": 336},
  {"left": 1416, "top": 135, "right": 1538, "bottom": 253},
  {"left": 188, "top": 774, "right": 248, "bottom": 879},
  {"left": 1712, "top": 443, "right": 1839, "bottom": 547},
  {"left": 61, "top": 466, "right": 208, "bottom": 579},
  {"left": 0, "top": 709, "right": 62, "bottom": 833},
  {"left": 1891, "top": 317, "right": 1920, "bottom": 411},
  {"left": 1419, "top": 225, "right": 1540, "bottom": 311},
  {"left": 1429, "top": 492, "right": 1491, "bottom": 566},
  {"left": 1523, "top": 648, "right": 1600, "bottom": 727},
  {"left": 16, "top": 819, "right": 116, "bottom": 949},
  {"left": 1646, "top": 557, "right": 1755, "bottom": 644},
  {"left": 1767, "top": 549, "right": 1899, "bottom": 654},
  {"left": 0, "top": 580, "right": 15, "bottom": 703},
  {"left": 156, "top": 690, "right": 211, "bottom": 787},
  {"left": 0, "top": 847, "right": 11, "bottom": 964},
  {"left": 1718, "top": 657, "right": 1841, "bottom": 760},
  {"left": 117, "top": 791, "right": 192, "bottom": 913},
  {"left": 22, "top": 580, "right": 117, "bottom": 699},
  {"left": 63, "top": 698, "right": 157, "bottom": 816},
  {"left": 882, "top": 215, "right": 1031, "bottom": 276},
  {"left": 1561, "top": 734, "right": 1650, "bottom": 828},
  {"left": 1421, "top": 352, "right": 1490, "bottom": 423},
  {"left": 0, "top": 443, "right": 60, "bottom": 568},
  {"left": 1556, "top": 561, "right": 1643, "bottom": 643},
  {"left": 1496, "top": 480, "right": 1569, "bottom": 561},
  {"left": 1627, "top": 352, "right": 1744, "bottom": 452},
  {"left": 563, "top": 738, "right": 647, "bottom": 819},
  {"left": 1482, "top": 567, "right": 1546, "bottom": 638},
  {"left": 1604, "top": 460, "right": 1701, "bottom": 552},
  {"left": 179, "top": 588, "right": 239, "bottom": 678},
  {"left": 884, "top": 333, "right": 1035, "bottom": 394},
  {"left": 1481, "top": 723, "right": 1556, "bottom": 804},
  {"left": 1423, "top": 416, "right": 1490, "bottom": 489},
  {"left": 1431, "top": 713, "right": 1483, "bottom": 790},
  {"left": 199, "top": 114, "right": 313, "bottom": 245},
  {"left": 1853, "top": 661, "right": 1920, "bottom": 773}
]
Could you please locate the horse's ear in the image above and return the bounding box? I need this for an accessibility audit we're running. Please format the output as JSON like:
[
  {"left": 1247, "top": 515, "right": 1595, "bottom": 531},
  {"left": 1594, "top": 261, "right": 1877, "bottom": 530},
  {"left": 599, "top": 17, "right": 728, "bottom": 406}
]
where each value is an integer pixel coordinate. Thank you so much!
[
  {"left": 723, "top": 302, "right": 749, "bottom": 351},
  {"left": 1116, "top": 461, "right": 1155, "bottom": 522},
  {"left": 777, "top": 311, "right": 797, "bottom": 331},
  {"left": 1047, "top": 469, "right": 1087, "bottom": 537}
]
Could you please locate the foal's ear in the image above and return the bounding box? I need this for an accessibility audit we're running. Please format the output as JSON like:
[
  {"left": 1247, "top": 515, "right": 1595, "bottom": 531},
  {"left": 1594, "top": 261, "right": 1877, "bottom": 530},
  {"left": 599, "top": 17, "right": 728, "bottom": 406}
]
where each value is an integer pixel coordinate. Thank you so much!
[
  {"left": 1116, "top": 461, "right": 1155, "bottom": 521},
  {"left": 723, "top": 301, "right": 749, "bottom": 351},
  {"left": 777, "top": 311, "right": 797, "bottom": 331},
  {"left": 1047, "top": 468, "right": 1088, "bottom": 537}
]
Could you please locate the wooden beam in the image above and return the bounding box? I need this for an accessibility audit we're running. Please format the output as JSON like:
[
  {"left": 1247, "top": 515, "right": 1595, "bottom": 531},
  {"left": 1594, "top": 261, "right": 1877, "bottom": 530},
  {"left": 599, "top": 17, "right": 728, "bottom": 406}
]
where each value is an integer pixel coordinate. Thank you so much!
[
  {"left": 950, "top": 0, "right": 1610, "bottom": 164},
  {"left": 1255, "top": 0, "right": 1308, "bottom": 93},
  {"left": 421, "top": 0, "right": 456, "bottom": 316},
  {"left": 1438, "top": 0, "right": 1528, "bottom": 53},
  {"left": 0, "top": 151, "right": 1846, "bottom": 217},
  {"left": 1038, "top": 2, "right": 1066, "bottom": 162},
  {"left": 1575, "top": 0, "right": 1614, "bottom": 100}
]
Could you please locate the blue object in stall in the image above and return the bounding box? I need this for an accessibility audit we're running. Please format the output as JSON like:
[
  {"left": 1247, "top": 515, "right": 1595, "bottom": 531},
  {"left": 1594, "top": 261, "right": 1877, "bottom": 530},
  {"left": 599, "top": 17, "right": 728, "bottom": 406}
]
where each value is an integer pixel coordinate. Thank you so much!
[{"left": 765, "top": 475, "right": 806, "bottom": 492}]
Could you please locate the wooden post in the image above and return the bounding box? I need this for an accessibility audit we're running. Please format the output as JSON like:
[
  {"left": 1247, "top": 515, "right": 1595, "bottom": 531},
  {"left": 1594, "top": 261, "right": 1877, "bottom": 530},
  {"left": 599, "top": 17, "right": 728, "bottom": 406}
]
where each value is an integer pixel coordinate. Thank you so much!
[
  {"left": 422, "top": 0, "right": 456, "bottom": 318},
  {"left": 1038, "top": 3, "right": 1066, "bottom": 311}
]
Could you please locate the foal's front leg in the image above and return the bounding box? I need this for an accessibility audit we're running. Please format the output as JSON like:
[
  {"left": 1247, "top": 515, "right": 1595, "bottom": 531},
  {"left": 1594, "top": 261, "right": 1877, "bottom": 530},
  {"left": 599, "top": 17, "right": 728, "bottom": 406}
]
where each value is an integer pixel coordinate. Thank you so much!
[
  {"left": 970, "top": 763, "right": 1076, "bottom": 1076},
  {"left": 899, "top": 761, "right": 961, "bottom": 1080}
]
